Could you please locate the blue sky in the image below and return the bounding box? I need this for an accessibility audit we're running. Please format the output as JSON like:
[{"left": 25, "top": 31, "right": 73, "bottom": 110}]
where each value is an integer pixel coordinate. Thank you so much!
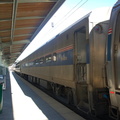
[
  {"left": 16, "top": 0, "right": 117, "bottom": 62},
  {"left": 67, "top": 0, "right": 117, "bottom": 10}
]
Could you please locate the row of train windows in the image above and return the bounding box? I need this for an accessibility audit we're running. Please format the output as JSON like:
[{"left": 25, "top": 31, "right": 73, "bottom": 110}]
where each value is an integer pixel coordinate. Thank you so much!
[{"left": 23, "top": 53, "right": 57, "bottom": 67}]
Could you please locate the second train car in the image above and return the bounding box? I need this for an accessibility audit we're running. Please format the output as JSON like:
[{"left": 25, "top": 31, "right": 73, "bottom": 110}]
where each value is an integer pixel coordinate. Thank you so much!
[{"left": 106, "top": 0, "right": 120, "bottom": 119}]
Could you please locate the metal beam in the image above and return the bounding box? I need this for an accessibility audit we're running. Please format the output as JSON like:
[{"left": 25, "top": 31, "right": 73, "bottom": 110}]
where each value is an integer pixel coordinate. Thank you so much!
[
  {"left": 0, "top": 2, "right": 13, "bottom": 4},
  {"left": 0, "top": 19, "right": 12, "bottom": 22},
  {"left": 1, "top": 34, "right": 32, "bottom": 39},
  {"left": 16, "top": 16, "right": 45, "bottom": 20},
  {"left": 12, "top": 40, "right": 30, "bottom": 44},
  {"left": 4, "top": 57, "right": 18, "bottom": 61},
  {"left": 15, "top": 27, "right": 37, "bottom": 30},
  {"left": 1, "top": 36, "right": 11, "bottom": 39},
  {"left": 11, "top": 52, "right": 21, "bottom": 55},
  {"left": 0, "top": 0, "right": 58, "bottom": 4},
  {"left": 18, "top": 0, "right": 58, "bottom": 3},
  {"left": 2, "top": 54, "right": 19, "bottom": 60},
  {"left": 14, "top": 34, "right": 32, "bottom": 37},
  {"left": 2, "top": 54, "right": 20, "bottom": 59},
  {"left": 0, "top": 16, "right": 45, "bottom": 22},
  {"left": 0, "top": 30, "right": 11, "bottom": 32},
  {"left": 0, "top": 27, "right": 37, "bottom": 32},
  {"left": 1, "top": 40, "right": 30, "bottom": 48},
  {"left": 11, "top": 0, "right": 18, "bottom": 43},
  {"left": 3, "top": 52, "right": 21, "bottom": 57}
]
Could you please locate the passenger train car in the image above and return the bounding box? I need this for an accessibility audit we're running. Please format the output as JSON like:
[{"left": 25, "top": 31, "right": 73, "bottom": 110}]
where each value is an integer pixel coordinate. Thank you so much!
[
  {"left": 14, "top": 0, "right": 120, "bottom": 119},
  {"left": 106, "top": 0, "right": 120, "bottom": 119}
]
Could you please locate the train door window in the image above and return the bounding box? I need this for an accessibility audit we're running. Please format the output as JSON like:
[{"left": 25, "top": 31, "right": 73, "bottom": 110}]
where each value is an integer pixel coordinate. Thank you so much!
[
  {"left": 75, "top": 26, "right": 87, "bottom": 82},
  {"left": 114, "top": 12, "right": 120, "bottom": 89},
  {"left": 53, "top": 53, "right": 57, "bottom": 62},
  {"left": 75, "top": 26, "right": 86, "bottom": 63}
]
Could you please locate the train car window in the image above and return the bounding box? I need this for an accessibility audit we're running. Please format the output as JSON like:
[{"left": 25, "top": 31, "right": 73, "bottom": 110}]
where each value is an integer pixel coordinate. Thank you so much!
[
  {"left": 114, "top": 12, "right": 120, "bottom": 89},
  {"left": 25, "top": 63, "right": 28, "bottom": 67},
  {"left": 53, "top": 53, "right": 57, "bottom": 62},
  {"left": 28, "top": 62, "right": 30, "bottom": 66},
  {"left": 46, "top": 55, "right": 52, "bottom": 63},
  {"left": 29, "top": 62, "right": 34, "bottom": 66},
  {"left": 35, "top": 59, "right": 39, "bottom": 65},
  {"left": 40, "top": 57, "right": 44, "bottom": 64}
]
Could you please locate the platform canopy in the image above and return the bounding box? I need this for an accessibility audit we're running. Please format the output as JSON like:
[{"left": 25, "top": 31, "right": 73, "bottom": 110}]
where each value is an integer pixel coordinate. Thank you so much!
[{"left": 0, "top": 0, "right": 65, "bottom": 66}]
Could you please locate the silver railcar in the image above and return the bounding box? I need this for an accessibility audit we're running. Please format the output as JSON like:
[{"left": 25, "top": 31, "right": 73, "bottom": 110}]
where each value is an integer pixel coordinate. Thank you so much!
[
  {"left": 106, "top": 0, "right": 120, "bottom": 119},
  {"left": 18, "top": 8, "right": 111, "bottom": 116}
]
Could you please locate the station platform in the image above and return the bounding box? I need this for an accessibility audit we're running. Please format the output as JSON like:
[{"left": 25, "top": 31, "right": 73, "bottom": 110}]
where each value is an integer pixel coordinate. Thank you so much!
[{"left": 0, "top": 71, "right": 85, "bottom": 120}]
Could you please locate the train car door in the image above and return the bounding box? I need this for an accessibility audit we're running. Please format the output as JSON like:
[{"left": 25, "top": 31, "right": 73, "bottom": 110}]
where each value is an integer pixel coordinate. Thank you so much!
[{"left": 74, "top": 21, "right": 89, "bottom": 113}]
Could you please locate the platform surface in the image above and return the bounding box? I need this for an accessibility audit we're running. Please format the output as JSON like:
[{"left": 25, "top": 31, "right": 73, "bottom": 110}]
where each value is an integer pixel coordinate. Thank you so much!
[{"left": 0, "top": 71, "right": 85, "bottom": 120}]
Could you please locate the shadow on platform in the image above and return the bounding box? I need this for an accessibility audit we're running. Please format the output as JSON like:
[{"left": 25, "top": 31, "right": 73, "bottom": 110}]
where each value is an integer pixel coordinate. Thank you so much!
[{"left": 12, "top": 72, "right": 64, "bottom": 120}]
